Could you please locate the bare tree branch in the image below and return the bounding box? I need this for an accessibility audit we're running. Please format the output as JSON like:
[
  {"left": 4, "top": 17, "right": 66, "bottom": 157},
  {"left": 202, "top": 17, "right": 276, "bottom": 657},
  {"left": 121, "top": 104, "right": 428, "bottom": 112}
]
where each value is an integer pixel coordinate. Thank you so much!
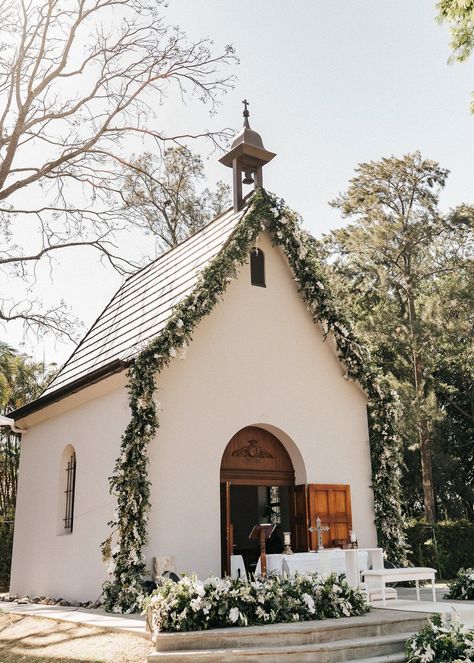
[{"left": 0, "top": 0, "right": 237, "bottom": 339}]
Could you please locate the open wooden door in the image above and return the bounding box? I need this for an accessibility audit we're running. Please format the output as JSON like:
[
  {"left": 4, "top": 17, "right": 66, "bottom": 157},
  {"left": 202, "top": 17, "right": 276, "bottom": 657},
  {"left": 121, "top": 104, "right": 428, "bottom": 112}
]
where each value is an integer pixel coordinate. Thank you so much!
[
  {"left": 292, "top": 484, "right": 309, "bottom": 551},
  {"left": 307, "top": 484, "right": 352, "bottom": 550},
  {"left": 220, "top": 482, "right": 233, "bottom": 576}
]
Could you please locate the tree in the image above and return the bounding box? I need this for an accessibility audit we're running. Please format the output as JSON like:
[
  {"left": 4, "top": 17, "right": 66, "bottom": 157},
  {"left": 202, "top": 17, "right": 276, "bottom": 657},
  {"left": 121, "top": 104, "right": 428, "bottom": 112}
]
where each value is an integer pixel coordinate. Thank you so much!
[
  {"left": 0, "top": 0, "right": 236, "bottom": 339},
  {"left": 0, "top": 345, "right": 55, "bottom": 588},
  {"left": 122, "top": 148, "right": 230, "bottom": 251},
  {"left": 326, "top": 152, "right": 473, "bottom": 523},
  {"left": 437, "top": 0, "right": 474, "bottom": 111}
]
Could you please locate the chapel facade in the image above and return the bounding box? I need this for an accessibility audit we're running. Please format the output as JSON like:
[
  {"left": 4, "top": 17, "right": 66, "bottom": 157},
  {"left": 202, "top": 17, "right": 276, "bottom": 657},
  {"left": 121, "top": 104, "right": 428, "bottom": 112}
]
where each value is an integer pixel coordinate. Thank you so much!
[{"left": 8, "top": 107, "right": 378, "bottom": 601}]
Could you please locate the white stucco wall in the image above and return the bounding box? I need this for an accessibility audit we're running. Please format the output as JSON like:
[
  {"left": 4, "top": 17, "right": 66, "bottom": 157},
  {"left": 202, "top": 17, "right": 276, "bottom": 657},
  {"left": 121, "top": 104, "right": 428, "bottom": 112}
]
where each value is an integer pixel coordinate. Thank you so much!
[
  {"left": 10, "top": 232, "right": 377, "bottom": 600},
  {"left": 146, "top": 232, "right": 376, "bottom": 577},
  {"left": 10, "top": 376, "right": 130, "bottom": 601}
]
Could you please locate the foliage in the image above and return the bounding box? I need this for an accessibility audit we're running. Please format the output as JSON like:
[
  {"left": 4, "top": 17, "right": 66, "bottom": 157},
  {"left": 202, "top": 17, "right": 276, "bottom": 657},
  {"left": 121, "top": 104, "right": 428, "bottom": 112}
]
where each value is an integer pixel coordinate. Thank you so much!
[
  {"left": 102, "top": 187, "right": 407, "bottom": 613},
  {"left": 437, "top": 0, "right": 474, "bottom": 111},
  {"left": 0, "top": 344, "right": 55, "bottom": 589},
  {"left": 406, "top": 612, "right": 474, "bottom": 663},
  {"left": 406, "top": 521, "right": 474, "bottom": 579},
  {"left": 145, "top": 572, "right": 369, "bottom": 633},
  {"left": 447, "top": 568, "right": 474, "bottom": 600},
  {"left": 0, "top": 521, "right": 13, "bottom": 591},
  {"left": 324, "top": 152, "right": 473, "bottom": 523},
  {"left": 0, "top": 0, "right": 236, "bottom": 339},
  {"left": 122, "top": 149, "right": 230, "bottom": 251}
]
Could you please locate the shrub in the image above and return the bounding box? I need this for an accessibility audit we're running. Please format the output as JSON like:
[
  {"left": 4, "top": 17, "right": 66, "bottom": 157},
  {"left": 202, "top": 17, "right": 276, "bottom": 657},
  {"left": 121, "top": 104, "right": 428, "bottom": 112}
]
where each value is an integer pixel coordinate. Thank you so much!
[
  {"left": 145, "top": 572, "right": 369, "bottom": 633},
  {"left": 406, "top": 520, "right": 474, "bottom": 579},
  {"left": 405, "top": 612, "right": 474, "bottom": 662},
  {"left": 446, "top": 568, "right": 474, "bottom": 601},
  {"left": 0, "top": 521, "right": 14, "bottom": 591}
]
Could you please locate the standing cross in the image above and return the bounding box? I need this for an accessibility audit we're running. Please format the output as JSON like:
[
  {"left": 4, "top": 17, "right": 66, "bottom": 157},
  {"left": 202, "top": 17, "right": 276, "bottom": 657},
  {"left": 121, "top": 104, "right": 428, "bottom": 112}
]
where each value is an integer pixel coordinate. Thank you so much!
[
  {"left": 308, "top": 516, "right": 330, "bottom": 550},
  {"left": 242, "top": 98, "right": 249, "bottom": 115}
]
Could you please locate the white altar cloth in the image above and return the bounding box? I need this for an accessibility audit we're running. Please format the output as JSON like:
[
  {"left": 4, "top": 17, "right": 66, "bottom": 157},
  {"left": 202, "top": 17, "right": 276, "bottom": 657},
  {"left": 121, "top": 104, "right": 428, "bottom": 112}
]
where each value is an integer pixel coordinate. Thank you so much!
[
  {"left": 255, "top": 548, "right": 383, "bottom": 589},
  {"left": 255, "top": 552, "right": 317, "bottom": 576}
]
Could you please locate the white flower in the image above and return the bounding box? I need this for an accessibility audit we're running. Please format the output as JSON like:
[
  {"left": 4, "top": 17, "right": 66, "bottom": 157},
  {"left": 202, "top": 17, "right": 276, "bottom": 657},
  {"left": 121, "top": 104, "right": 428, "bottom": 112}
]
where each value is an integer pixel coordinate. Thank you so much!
[
  {"left": 419, "top": 643, "right": 435, "bottom": 662},
  {"left": 195, "top": 583, "right": 206, "bottom": 598},
  {"left": 176, "top": 319, "right": 184, "bottom": 328},
  {"left": 270, "top": 207, "right": 279, "bottom": 218},
  {"left": 302, "top": 593, "right": 315, "bottom": 613},
  {"left": 169, "top": 347, "right": 177, "bottom": 358},
  {"left": 229, "top": 607, "right": 239, "bottom": 623},
  {"left": 190, "top": 597, "right": 201, "bottom": 612},
  {"left": 280, "top": 216, "right": 289, "bottom": 224}
]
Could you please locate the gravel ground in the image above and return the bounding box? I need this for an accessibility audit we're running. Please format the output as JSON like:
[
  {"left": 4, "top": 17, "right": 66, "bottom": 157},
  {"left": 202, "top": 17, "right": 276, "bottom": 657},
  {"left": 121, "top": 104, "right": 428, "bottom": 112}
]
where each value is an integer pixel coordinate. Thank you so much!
[{"left": 0, "top": 611, "right": 150, "bottom": 663}]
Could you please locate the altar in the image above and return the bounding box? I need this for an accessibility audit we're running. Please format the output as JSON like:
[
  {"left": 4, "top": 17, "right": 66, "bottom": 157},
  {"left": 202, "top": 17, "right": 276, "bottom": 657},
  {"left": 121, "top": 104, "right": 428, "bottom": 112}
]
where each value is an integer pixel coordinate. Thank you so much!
[{"left": 252, "top": 548, "right": 384, "bottom": 589}]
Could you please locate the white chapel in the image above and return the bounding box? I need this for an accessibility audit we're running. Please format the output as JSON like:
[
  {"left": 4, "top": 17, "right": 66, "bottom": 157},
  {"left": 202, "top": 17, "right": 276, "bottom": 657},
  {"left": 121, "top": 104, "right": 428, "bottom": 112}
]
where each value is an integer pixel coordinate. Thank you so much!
[{"left": 8, "top": 107, "right": 379, "bottom": 603}]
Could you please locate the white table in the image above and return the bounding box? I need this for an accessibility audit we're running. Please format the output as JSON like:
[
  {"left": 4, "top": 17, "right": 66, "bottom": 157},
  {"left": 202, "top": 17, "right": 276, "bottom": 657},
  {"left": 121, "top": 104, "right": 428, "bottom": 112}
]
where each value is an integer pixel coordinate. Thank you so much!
[
  {"left": 255, "top": 548, "right": 384, "bottom": 589},
  {"left": 362, "top": 567, "right": 437, "bottom": 606}
]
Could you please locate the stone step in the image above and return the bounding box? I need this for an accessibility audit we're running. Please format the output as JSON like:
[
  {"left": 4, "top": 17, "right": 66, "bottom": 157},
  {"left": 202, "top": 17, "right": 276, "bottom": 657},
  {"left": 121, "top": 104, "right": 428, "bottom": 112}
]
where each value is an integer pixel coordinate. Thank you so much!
[
  {"left": 349, "top": 656, "right": 406, "bottom": 663},
  {"left": 153, "top": 610, "right": 428, "bottom": 652},
  {"left": 148, "top": 631, "right": 414, "bottom": 662}
]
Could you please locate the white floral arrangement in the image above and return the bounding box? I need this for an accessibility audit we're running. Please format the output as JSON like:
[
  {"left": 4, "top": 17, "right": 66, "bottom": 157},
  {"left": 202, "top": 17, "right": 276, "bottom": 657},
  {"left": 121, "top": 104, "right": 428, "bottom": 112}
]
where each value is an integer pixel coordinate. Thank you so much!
[
  {"left": 406, "top": 612, "right": 474, "bottom": 663},
  {"left": 447, "top": 568, "right": 474, "bottom": 601},
  {"left": 144, "top": 572, "right": 369, "bottom": 633}
]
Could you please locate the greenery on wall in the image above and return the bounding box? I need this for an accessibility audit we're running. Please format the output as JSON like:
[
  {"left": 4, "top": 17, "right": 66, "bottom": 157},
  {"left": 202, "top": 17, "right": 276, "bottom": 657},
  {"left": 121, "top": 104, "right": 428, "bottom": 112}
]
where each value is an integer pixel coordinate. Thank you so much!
[{"left": 102, "top": 188, "right": 408, "bottom": 613}]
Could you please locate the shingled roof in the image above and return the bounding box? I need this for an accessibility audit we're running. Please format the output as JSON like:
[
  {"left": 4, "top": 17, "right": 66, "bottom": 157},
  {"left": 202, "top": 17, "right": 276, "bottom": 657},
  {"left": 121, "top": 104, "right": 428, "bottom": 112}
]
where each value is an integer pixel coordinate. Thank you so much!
[{"left": 13, "top": 201, "right": 249, "bottom": 418}]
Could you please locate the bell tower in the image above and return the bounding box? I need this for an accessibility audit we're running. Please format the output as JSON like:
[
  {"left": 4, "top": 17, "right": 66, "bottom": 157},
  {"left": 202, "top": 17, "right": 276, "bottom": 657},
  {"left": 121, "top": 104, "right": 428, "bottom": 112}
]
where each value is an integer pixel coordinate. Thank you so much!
[{"left": 219, "top": 100, "right": 276, "bottom": 212}]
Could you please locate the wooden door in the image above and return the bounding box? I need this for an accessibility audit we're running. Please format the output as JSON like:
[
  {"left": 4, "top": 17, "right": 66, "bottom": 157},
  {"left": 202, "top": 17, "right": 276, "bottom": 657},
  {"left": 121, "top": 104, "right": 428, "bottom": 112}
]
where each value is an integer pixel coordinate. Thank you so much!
[
  {"left": 292, "top": 484, "right": 309, "bottom": 551},
  {"left": 220, "top": 482, "right": 233, "bottom": 576},
  {"left": 307, "top": 484, "right": 352, "bottom": 550}
]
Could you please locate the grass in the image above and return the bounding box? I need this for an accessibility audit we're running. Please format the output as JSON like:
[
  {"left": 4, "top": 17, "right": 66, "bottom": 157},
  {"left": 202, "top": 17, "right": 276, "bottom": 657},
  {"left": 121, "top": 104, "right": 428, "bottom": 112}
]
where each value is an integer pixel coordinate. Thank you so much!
[{"left": 0, "top": 610, "right": 150, "bottom": 663}]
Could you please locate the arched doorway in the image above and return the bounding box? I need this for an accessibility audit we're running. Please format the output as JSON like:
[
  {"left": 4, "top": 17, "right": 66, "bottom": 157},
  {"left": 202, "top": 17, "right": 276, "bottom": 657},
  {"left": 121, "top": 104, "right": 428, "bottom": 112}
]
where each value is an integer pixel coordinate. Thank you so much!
[{"left": 220, "top": 426, "right": 295, "bottom": 576}]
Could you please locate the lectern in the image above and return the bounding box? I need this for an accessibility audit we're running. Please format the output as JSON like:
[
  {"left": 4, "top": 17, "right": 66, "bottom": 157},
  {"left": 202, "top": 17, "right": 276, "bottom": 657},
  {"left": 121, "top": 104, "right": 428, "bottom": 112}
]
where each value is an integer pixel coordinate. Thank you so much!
[{"left": 249, "top": 523, "right": 275, "bottom": 576}]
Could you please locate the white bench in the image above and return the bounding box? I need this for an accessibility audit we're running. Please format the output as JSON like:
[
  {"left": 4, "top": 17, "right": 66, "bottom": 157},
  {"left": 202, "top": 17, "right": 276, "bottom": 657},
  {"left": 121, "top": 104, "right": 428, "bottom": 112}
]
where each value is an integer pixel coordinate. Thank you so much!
[{"left": 362, "top": 567, "right": 437, "bottom": 606}]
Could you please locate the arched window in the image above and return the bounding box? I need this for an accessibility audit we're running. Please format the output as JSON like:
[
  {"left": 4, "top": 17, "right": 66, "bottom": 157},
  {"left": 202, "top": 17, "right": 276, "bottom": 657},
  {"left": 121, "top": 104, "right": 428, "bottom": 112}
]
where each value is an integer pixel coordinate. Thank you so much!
[
  {"left": 250, "top": 248, "right": 265, "bottom": 287},
  {"left": 59, "top": 446, "right": 76, "bottom": 533}
]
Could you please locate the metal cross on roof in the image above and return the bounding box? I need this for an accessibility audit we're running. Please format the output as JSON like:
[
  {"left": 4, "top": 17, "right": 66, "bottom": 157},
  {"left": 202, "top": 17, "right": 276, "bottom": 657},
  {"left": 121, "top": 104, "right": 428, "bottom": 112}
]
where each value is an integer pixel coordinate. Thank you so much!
[{"left": 242, "top": 98, "right": 250, "bottom": 127}]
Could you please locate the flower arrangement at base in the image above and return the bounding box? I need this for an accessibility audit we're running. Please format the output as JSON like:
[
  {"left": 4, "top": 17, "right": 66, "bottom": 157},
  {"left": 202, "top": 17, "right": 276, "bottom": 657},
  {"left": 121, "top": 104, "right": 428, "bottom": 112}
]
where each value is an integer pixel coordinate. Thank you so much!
[
  {"left": 405, "top": 612, "right": 474, "bottom": 663},
  {"left": 144, "top": 572, "right": 369, "bottom": 634},
  {"left": 446, "top": 568, "right": 474, "bottom": 601}
]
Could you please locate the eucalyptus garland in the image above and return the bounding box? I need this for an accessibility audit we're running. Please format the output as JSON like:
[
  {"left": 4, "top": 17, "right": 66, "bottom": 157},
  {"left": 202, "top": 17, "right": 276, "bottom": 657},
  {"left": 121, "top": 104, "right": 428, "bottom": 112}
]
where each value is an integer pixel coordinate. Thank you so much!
[{"left": 102, "top": 188, "right": 407, "bottom": 613}]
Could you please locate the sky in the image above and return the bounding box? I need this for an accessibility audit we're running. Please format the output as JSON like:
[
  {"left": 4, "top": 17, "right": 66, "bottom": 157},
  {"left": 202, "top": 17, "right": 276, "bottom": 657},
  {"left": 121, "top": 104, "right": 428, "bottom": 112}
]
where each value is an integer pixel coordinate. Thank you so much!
[{"left": 4, "top": 0, "right": 474, "bottom": 367}]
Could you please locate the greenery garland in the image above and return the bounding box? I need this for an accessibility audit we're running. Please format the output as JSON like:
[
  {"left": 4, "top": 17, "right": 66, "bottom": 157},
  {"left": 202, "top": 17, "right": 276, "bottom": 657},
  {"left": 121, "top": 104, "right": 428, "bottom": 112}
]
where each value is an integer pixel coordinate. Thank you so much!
[{"left": 102, "top": 187, "right": 408, "bottom": 613}]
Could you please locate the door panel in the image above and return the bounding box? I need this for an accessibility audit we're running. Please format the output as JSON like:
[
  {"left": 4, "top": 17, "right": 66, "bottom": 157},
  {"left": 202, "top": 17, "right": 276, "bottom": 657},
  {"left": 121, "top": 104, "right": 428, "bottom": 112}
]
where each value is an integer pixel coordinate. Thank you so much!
[
  {"left": 220, "top": 481, "right": 232, "bottom": 576},
  {"left": 292, "top": 484, "right": 309, "bottom": 552},
  {"left": 307, "top": 484, "right": 352, "bottom": 550}
]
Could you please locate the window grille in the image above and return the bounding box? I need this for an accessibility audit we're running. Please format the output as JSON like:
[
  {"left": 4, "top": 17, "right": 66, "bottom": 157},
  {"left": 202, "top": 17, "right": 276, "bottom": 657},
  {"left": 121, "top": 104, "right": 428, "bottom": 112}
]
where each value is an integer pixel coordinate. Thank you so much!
[
  {"left": 64, "top": 452, "right": 76, "bottom": 532},
  {"left": 250, "top": 249, "right": 265, "bottom": 287}
]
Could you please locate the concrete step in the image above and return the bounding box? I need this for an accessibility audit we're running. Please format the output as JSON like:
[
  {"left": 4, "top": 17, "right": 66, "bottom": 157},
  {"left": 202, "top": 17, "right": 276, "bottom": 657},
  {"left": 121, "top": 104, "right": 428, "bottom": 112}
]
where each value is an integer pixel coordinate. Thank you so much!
[
  {"left": 148, "top": 631, "right": 414, "bottom": 662},
  {"left": 153, "top": 610, "right": 428, "bottom": 653},
  {"left": 355, "top": 655, "right": 407, "bottom": 662}
]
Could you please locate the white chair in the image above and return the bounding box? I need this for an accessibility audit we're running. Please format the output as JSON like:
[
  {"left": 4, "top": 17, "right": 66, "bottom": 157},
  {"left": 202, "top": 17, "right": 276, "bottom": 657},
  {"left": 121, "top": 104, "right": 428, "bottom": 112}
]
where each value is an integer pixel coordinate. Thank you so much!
[{"left": 230, "top": 554, "right": 247, "bottom": 580}]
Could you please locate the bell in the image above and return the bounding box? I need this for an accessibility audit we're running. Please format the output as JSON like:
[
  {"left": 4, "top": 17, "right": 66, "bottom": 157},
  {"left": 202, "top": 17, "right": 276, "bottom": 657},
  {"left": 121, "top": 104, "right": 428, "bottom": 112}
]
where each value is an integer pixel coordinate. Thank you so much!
[{"left": 242, "top": 169, "right": 254, "bottom": 185}]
